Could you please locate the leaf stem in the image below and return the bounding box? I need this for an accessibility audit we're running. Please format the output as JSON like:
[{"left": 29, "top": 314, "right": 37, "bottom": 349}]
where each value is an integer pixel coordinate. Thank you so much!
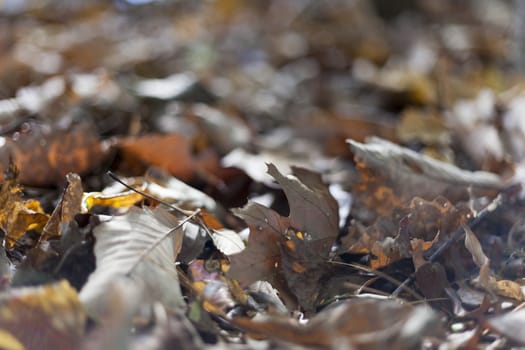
[{"left": 127, "top": 209, "right": 201, "bottom": 276}]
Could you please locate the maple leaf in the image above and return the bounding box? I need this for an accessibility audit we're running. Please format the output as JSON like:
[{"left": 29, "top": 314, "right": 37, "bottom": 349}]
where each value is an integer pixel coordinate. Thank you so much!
[
  {"left": 227, "top": 164, "right": 339, "bottom": 311},
  {"left": 267, "top": 163, "right": 339, "bottom": 247},
  {"left": 228, "top": 202, "right": 289, "bottom": 287}
]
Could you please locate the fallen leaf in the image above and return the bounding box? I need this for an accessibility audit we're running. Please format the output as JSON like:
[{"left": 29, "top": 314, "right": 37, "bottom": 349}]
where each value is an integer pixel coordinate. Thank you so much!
[
  {"left": 463, "top": 224, "right": 494, "bottom": 293},
  {"left": 267, "top": 163, "right": 339, "bottom": 248},
  {"left": 144, "top": 167, "right": 218, "bottom": 212},
  {"left": 116, "top": 133, "right": 219, "bottom": 181},
  {"left": 228, "top": 201, "right": 290, "bottom": 287},
  {"left": 228, "top": 164, "right": 340, "bottom": 311},
  {"left": 41, "top": 173, "right": 83, "bottom": 241},
  {"left": 82, "top": 190, "right": 144, "bottom": 212},
  {"left": 348, "top": 137, "right": 502, "bottom": 223},
  {"left": 415, "top": 262, "right": 451, "bottom": 311},
  {"left": 343, "top": 197, "right": 454, "bottom": 269},
  {"left": 0, "top": 122, "right": 107, "bottom": 186},
  {"left": 279, "top": 233, "right": 332, "bottom": 311},
  {"left": 485, "top": 309, "right": 525, "bottom": 345},
  {"left": 79, "top": 207, "right": 186, "bottom": 321},
  {"left": 463, "top": 225, "right": 523, "bottom": 300},
  {"left": 231, "top": 298, "right": 438, "bottom": 349},
  {"left": 0, "top": 280, "right": 85, "bottom": 350},
  {"left": 369, "top": 216, "right": 412, "bottom": 269},
  {"left": 0, "top": 170, "right": 49, "bottom": 249},
  {"left": 211, "top": 228, "right": 244, "bottom": 255},
  {"left": 495, "top": 280, "right": 524, "bottom": 301}
]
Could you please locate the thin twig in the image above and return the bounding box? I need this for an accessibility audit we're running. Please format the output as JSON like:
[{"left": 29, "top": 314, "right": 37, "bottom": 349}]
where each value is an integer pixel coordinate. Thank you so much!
[
  {"left": 108, "top": 171, "right": 218, "bottom": 245},
  {"left": 107, "top": 171, "right": 192, "bottom": 216},
  {"left": 329, "top": 260, "right": 423, "bottom": 300}
]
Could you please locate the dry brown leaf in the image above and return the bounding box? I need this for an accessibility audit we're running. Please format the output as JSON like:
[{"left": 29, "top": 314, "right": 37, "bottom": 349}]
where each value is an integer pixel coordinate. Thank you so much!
[
  {"left": 463, "top": 224, "right": 495, "bottom": 295},
  {"left": 344, "top": 197, "right": 454, "bottom": 269},
  {"left": 231, "top": 298, "right": 438, "bottom": 349},
  {"left": 0, "top": 123, "right": 106, "bottom": 187},
  {"left": 228, "top": 201, "right": 290, "bottom": 288},
  {"left": 41, "top": 173, "right": 83, "bottom": 241},
  {"left": 116, "top": 133, "right": 219, "bottom": 181},
  {"left": 348, "top": 137, "right": 501, "bottom": 223},
  {"left": 228, "top": 164, "right": 339, "bottom": 311},
  {"left": 495, "top": 280, "right": 525, "bottom": 301}
]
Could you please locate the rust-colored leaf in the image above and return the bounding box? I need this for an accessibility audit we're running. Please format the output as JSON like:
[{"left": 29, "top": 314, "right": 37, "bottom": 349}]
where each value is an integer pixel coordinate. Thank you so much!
[
  {"left": 116, "top": 133, "right": 219, "bottom": 181},
  {"left": 0, "top": 122, "right": 106, "bottom": 187}
]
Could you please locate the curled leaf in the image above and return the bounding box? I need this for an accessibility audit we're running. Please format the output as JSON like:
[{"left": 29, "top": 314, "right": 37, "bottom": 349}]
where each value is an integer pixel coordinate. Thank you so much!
[{"left": 0, "top": 177, "right": 49, "bottom": 249}]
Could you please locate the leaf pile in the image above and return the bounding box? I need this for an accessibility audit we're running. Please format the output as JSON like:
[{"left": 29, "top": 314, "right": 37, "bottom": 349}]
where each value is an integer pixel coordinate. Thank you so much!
[{"left": 2, "top": 1, "right": 525, "bottom": 349}]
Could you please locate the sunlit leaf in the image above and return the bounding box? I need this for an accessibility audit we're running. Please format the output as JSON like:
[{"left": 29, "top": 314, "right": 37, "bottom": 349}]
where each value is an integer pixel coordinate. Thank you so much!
[
  {"left": 0, "top": 177, "right": 49, "bottom": 249},
  {"left": 211, "top": 228, "right": 244, "bottom": 255},
  {"left": 83, "top": 190, "right": 144, "bottom": 211}
]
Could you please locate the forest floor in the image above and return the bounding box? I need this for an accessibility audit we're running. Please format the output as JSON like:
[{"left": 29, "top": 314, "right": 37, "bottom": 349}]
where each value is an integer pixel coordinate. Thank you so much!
[{"left": 1, "top": 1, "right": 525, "bottom": 349}]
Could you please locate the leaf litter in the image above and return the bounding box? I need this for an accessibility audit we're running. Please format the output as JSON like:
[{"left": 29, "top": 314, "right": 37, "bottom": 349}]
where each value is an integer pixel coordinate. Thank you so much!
[{"left": 2, "top": 1, "right": 525, "bottom": 349}]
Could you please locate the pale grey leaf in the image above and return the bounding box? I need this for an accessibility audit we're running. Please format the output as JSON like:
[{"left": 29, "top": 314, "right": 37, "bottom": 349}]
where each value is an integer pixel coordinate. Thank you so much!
[{"left": 80, "top": 207, "right": 185, "bottom": 320}]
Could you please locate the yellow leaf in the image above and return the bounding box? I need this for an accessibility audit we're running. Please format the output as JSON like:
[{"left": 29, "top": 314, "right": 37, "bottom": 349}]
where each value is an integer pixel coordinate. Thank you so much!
[
  {"left": 0, "top": 329, "right": 25, "bottom": 350},
  {"left": 0, "top": 179, "right": 49, "bottom": 249},
  {"left": 495, "top": 280, "right": 525, "bottom": 301},
  {"left": 83, "top": 190, "right": 144, "bottom": 211}
]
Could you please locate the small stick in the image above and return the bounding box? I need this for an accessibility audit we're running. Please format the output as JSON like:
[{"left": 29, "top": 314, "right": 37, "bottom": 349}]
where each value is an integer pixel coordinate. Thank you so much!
[
  {"left": 107, "top": 171, "right": 192, "bottom": 216},
  {"left": 107, "top": 171, "right": 215, "bottom": 238}
]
